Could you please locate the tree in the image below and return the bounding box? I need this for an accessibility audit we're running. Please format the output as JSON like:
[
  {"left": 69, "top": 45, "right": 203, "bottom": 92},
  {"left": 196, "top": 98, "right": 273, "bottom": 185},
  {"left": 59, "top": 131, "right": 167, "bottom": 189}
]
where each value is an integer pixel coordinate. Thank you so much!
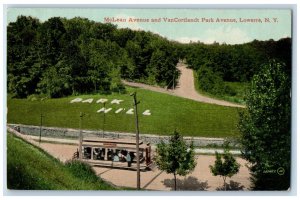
[
  {"left": 197, "top": 65, "right": 228, "bottom": 95},
  {"left": 209, "top": 142, "right": 240, "bottom": 190},
  {"left": 7, "top": 16, "right": 41, "bottom": 98},
  {"left": 238, "top": 60, "right": 291, "bottom": 190},
  {"left": 110, "top": 68, "right": 125, "bottom": 93},
  {"left": 37, "top": 17, "right": 66, "bottom": 65},
  {"left": 146, "top": 41, "right": 179, "bottom": 87},
  {"left": 37, "top": 63, "right": 72, "bottom": 98},
  {"left": 154, "top": 131, "right": 196, "bottom": 191}
]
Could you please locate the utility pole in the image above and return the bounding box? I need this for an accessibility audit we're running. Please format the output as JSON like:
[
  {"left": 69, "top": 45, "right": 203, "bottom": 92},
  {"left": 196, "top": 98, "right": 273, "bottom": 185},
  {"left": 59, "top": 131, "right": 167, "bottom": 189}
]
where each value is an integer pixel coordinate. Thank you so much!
[
  {"left": 102, "top": 102, "right": 106, "bottom": 138},
  {"left": 172, "top": 71, "right": 175, "bottom": 91},
  {"left": 130, "top": 92, "right": 140, "bottom": 190},
  {"left": 39, "top": 113, "right": 43, "bottom": 144},
  {"left": 39, "top": 97, "right": 47, "bottom": 144},
  {"left": 79, "top": 112, "right": 85, "bottom": 160}
]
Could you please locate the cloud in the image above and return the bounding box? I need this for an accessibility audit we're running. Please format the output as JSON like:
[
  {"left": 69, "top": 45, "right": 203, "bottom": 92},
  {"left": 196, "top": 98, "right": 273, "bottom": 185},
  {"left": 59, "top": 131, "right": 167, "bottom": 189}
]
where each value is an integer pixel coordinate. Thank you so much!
[
  {"left": 204, "top": 26, "right": 251, "bottom": 44},
  {"left": 176, "top": 37, "right": 203, "bottom": 43},
  {"left": 107, "top": 14, "right": 252, "bottom": 45},
  {"left": 281, "top": 33, "right": 291, "bottom": 38},
  {"left": 176, "top": 26, "right": 252, "bottom": 45}
]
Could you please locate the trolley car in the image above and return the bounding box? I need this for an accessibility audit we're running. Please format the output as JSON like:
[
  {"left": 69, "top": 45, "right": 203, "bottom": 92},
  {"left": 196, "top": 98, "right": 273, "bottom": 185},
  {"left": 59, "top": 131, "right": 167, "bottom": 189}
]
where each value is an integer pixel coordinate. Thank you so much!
[{"left": 77, "top": 137, "right": 152, "bottom": 170}]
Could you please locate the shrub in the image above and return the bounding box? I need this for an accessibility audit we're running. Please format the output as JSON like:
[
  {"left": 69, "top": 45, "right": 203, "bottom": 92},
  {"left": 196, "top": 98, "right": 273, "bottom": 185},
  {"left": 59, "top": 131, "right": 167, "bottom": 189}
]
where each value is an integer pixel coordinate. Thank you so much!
[{"left": 197, "top": 65, "right": 224, "bottom": 95}]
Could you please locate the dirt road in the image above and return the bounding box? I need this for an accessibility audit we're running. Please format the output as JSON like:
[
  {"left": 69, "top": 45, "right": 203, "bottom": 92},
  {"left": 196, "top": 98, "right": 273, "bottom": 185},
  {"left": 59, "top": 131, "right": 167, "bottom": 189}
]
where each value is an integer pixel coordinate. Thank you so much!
[
  {"left": 38, "top": 141, "right": 251, "bottom": 191},
  {"left": 123, "top": 62, "right": 245, "bottom": 108},
  {"left": 9, "top": 129, "right": 250, "bottom": 191}
]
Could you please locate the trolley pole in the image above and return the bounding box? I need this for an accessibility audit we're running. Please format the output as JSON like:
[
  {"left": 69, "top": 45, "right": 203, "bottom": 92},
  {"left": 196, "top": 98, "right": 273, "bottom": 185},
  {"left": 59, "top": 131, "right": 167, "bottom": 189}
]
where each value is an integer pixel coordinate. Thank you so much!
[
  {"left": 79, "top": 112, "right": 84, "bottom": 160},
  {"left": 130, "top": 92, "right": 140, "bottom": 190}
]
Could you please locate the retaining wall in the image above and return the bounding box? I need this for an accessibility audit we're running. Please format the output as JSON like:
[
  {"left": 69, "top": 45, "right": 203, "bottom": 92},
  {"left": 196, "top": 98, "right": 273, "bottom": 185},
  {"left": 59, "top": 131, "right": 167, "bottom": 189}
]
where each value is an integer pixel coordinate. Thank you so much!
[{"left": 7, "top": 124, "right": 226, "bottom": 147}]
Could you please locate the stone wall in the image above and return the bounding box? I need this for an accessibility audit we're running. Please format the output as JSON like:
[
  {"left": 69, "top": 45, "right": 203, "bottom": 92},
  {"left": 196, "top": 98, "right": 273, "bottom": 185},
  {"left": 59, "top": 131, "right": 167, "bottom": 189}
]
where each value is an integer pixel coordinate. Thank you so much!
[{"left": 8, "top": 124, "right": 225, "bottom": 147}]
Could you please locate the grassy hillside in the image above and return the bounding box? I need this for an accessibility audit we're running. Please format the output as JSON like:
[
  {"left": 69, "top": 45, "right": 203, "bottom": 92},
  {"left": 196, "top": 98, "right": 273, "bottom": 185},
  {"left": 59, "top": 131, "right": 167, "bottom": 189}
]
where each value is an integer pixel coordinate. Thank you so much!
[
  {"left": 7, "top": 86, "right": 242, "bottom": 138},
  {"left": 7, "top": 132, "right": 118, "bottom": 190}
]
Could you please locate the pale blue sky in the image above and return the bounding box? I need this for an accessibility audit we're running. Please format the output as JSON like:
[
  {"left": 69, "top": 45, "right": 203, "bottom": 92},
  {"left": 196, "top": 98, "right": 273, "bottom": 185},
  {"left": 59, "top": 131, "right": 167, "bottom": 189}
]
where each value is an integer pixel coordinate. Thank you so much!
[{"left": 7, "top": 8, "right": 291, "bottom": 44}]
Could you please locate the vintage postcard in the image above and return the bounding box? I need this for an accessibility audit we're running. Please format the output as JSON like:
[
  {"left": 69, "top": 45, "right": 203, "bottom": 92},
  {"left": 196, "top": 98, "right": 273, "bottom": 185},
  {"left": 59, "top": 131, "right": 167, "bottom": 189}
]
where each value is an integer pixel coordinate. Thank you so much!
[{"left": 6, "top": 6, "right": 292, "bottom": 192}]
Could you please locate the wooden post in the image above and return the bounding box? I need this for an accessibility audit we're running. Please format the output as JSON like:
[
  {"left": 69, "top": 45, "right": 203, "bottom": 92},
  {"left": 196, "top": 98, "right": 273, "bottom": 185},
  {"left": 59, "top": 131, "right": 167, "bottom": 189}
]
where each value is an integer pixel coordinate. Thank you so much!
[
  {"left": 39, "top": 113, "right": 43, "bottom": 144},
  {"left": 131, "top": 92, "right": 140, "bottom": 190},
  {"left": 39, "top": 97, "right": 47, "bottom": 144},
  {"left": 173, "top": 72, "right": 175, "bottom": 91},
  {"left": 79, "top": 112, "right": 84, "bottom": 160},
  {"left": 102, "top": 102, "right": 106, "bottom": 138}
]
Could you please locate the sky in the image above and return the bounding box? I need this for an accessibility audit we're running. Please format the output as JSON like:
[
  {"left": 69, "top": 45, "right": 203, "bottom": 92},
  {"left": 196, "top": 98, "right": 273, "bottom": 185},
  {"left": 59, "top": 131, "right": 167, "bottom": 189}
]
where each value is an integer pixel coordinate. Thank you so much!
[{"left": 6, "top": 8, "right": 291, "bottom": 44}]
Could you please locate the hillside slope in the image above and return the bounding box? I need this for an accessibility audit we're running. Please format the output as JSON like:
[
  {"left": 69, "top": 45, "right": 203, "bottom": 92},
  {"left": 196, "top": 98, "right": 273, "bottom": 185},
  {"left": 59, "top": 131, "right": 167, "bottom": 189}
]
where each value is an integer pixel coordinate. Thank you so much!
[
  {"left": 7, "top": 132, "right": 118, "bottom": 190},
  {"left": 8, "top": 86, "right": 241, "bottom": 138}
]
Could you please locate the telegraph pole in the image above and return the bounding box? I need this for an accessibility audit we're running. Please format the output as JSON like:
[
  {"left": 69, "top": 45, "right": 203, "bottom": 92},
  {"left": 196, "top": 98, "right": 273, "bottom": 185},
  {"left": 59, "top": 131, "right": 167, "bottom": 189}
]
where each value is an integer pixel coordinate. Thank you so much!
[
  {"left": 39, "top": 97, "right": 47, "bottom": 144},
  {"left": 102, "top": 102, "right": 106, "bottom": 138},
  {"left": 39, "top": 113, "right": 43, "bottom": 144},
  {"left": 79, "top": 112, "right": 85, "bottom": 160},
  {"left": 130, "top": 92, "right": 140, "bottom": 190},
  {"left": 172, "top": 72, "right": 175, "bottom": 91}
]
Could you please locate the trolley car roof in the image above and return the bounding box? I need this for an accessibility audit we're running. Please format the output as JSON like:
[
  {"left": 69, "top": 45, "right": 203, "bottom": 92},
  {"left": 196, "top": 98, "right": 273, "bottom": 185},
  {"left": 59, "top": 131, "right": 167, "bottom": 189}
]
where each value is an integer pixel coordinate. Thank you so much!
[{"left": 82, "top": 137, "right": 149, "bottom": 150}]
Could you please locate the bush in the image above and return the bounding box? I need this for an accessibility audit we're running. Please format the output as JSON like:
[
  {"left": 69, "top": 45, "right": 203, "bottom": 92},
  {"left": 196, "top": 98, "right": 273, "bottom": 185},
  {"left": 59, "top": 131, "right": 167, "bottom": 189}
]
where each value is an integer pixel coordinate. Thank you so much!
[
  {"left": 224, "top": 85, "right": 237, "bottom": 96},
  {"left": 197, "top": 66, "right": 238, "bottom": 97},
  {"left": 110, "top": 82, "right": 126, "bottom": 94},
  {"left": 27, "top": 94, "right": 48, "bottom": 101},
  {"left": 197, "top": 66, "right": 224, "bottom": 95}
]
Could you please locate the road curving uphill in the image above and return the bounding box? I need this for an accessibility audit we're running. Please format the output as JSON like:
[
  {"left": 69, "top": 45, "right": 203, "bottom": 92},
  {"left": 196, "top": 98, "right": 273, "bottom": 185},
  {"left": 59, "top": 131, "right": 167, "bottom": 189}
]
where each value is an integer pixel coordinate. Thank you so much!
[{"left": 123, "top": 62, "right": 245, "bottom": 108}]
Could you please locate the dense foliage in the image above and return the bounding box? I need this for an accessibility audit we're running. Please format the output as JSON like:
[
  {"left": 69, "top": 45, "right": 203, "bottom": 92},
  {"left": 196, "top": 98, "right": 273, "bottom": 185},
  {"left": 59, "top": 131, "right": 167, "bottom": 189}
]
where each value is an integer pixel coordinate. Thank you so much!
[
  {"left": 8, "top": 15, "right": 291, "bottom": 100},
  {"left": 8, "top": 16, "right": 291, "bottom": 100},
  {"left": 154, "top": 131, "right": 196, "bottom": 190},
  {"left": 7, "top": 16, "right": 180, "bottom": 98},
  {"left": 238, "top": 61, "right": 291, "bottom": 190},
  {"left": 183, "top": 38, "right": 291, "bottom": 96},
  {"left": 196, "top": 65, "right": 236, "bottom": 96}
]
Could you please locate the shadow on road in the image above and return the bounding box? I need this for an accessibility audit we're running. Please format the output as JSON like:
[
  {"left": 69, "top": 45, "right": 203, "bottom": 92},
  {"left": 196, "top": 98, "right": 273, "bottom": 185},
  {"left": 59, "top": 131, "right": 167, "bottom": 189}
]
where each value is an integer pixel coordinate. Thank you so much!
[
  {"left": 97, "top": 168, "right": 113, "bottom": 176},
  {"left": 143, "top": 171, "right": 164, "bottom": 189},
  {"left": 216, "top": 180, "right": 245, "bottom": 191},
  {"left": 162, "top": 176, "right": 209, "bottom": 191}
]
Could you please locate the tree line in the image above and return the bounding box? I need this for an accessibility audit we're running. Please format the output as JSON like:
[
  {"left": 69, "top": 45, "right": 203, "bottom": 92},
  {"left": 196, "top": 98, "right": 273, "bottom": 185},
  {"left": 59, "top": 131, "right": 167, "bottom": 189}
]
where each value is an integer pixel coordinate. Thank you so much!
[
  {"left": 7, "top": 16, "right": 180, "bottom": 98},
  {"left": 8, "top": 16, "right": 291, "bottom": 99},
  {"left": 182, "top": 38, "right": 291, "bottom": 96}
]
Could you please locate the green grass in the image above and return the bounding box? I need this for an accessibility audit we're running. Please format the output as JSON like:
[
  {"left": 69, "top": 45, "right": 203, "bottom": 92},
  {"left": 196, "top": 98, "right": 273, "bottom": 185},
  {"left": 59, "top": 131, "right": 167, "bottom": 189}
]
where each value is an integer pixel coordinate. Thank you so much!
[
  {"left": 7, "top": 132, "right": 118, "bottom": 190},
  {"left": 223, "top": 82, "right": 250, "bottom": 104},
  {"left": 193, "top": 70, "right": 249, "bottom": 105},
  {"left": 7, "top": 86, "right": 242, "bottom": 138}
]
